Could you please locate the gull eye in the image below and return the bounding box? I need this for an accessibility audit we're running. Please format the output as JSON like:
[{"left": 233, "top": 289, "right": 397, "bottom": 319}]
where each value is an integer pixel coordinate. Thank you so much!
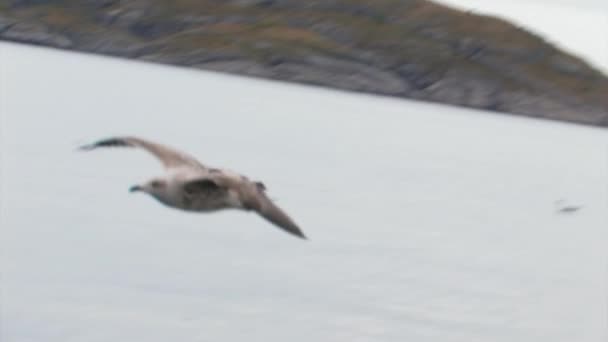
[{"left": 150, "top": 181, "right": 163, "bottom": 188}]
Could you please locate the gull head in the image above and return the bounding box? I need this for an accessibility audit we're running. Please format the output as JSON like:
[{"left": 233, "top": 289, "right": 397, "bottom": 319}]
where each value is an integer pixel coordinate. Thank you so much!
[{"left": 129, "top": 178, "right": 167, "bottom": 196}]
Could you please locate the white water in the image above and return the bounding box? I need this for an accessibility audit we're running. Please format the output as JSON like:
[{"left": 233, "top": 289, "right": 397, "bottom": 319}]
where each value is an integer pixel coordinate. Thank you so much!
[{"left": 1, "top": 42, "right": 607, "bottom": 341}]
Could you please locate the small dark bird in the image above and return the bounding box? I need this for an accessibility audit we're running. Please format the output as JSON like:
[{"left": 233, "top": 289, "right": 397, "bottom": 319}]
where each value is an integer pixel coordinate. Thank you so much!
[{"left": 555, "top": 199, "right": 582, "bottom": 214}]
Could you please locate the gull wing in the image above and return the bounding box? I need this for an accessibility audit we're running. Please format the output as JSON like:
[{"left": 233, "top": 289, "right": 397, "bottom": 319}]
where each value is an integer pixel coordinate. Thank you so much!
[
  {"left": 253, "top": 194, "right": 307, "bottom": 239},
  {"left": 79, "top": 136, "right": 205, "bottom": 169},
  {"left": 208, "top": 172, "right": 307, "bottom": 239}
]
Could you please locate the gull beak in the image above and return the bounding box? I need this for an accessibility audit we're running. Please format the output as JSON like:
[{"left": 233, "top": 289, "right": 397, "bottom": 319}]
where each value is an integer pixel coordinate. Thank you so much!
[{"left": 129, "top": 185, "right": 142, "bottom": 193}]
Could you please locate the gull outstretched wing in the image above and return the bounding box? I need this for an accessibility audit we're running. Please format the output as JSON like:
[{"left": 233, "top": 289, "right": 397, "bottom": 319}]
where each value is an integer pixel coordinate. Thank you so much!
[{"left": 79, "top": 136, "right": 205, "bottom": 169}]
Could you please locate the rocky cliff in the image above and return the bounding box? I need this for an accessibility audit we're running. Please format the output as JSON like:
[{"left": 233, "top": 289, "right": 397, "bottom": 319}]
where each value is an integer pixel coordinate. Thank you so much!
[{"left": 2, "top": 0, "right": 607, "bottom": 126}]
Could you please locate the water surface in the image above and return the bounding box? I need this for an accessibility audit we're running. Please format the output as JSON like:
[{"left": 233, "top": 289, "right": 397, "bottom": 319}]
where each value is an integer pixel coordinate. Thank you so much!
[{"left": 1, "top": 42, "right": 607, "bottom": 342}]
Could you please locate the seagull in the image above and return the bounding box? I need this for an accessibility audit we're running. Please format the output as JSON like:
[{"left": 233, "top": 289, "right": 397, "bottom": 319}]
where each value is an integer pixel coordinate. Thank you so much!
[{"left": 79, "top": 136, "right": 307, "bottom": 239}]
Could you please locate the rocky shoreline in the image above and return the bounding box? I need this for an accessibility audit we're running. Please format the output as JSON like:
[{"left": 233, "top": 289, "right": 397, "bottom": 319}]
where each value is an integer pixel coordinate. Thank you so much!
[{"left": 2, "top": 0, "right": 607, "bottom": 126}]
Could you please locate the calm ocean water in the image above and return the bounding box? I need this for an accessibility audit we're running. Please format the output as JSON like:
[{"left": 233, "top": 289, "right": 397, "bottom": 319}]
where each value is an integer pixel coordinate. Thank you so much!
[{"left": 1, "top": 42, "right": 607, "bottom": 341}]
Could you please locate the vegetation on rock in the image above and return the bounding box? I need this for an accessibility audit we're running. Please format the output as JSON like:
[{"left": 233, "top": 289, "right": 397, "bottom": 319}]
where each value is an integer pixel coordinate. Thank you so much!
[{"left": 2, "top": 0, "right": 607, "bottom": 125}]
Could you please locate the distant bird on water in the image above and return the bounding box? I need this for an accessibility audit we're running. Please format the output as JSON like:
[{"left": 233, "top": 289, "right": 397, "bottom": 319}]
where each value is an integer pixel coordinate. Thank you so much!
[
  {"left": 554, "top": 199, "right": 582, "bottom": 214},
  {"left": 79, "top": 136, "right": 307, "bottom": 239}
]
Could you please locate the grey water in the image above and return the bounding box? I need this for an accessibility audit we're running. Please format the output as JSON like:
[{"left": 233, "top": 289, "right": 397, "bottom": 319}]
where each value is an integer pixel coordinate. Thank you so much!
[{"left": 1, "top": 42, "right": 607, "bottom": 341}]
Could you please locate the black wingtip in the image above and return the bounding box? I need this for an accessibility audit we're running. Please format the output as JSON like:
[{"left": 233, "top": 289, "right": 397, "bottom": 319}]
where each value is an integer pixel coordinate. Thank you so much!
[
  {"left": 275, "top": 221, "right": 308, "bottom": 240},
  {"left": 76, "top": 138, "right": 132, "bottom": 151},
  {"left": 292, "top": 230, "right": 308, "bottom": 240}
]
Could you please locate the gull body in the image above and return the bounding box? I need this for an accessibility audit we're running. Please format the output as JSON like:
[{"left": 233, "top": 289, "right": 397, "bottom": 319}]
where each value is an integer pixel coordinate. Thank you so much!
[{"left": 80, "top": 137, "right": 306, "bottom": 239}]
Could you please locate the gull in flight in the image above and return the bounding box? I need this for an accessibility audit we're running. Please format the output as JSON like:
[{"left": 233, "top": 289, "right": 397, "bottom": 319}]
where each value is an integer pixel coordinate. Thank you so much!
[{"left": 79, "top": 136, "right": 307, "bottom": 239}]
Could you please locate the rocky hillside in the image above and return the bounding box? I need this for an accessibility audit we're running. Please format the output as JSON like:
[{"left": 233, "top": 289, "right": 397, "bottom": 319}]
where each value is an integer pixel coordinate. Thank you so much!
[{"left": 1, "top": 0, "right": 607, "bottom": 126}]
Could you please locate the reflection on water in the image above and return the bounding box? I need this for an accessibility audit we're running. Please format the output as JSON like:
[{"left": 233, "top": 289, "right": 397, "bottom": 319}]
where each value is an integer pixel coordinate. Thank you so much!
[{"left": 1, "top": 42, "right": 607, "bottom": 342}]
